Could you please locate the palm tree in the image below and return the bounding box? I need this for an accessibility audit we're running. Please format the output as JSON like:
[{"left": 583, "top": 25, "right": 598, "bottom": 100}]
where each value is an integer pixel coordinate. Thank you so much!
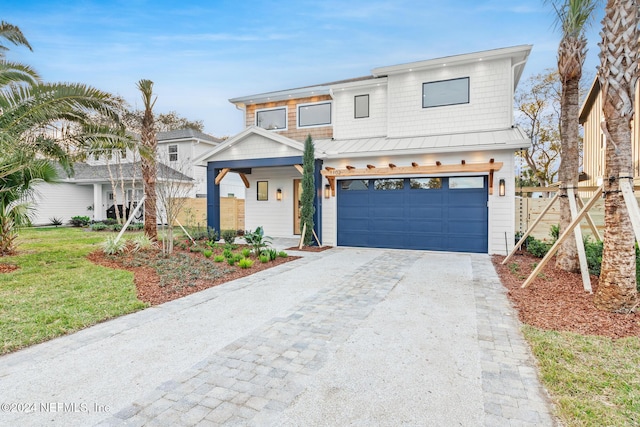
[
  {"left": 593, "top": 0, "right": 639, "bottom": 311},
  {"left": 0, "top": 20, "right": 32, "bottom": 56},
  {"left": 547, "top": 0, "right": 600, "bottom": 272},
  {"left": 136, "top": 79, "right": 158, "bottom": 240}
]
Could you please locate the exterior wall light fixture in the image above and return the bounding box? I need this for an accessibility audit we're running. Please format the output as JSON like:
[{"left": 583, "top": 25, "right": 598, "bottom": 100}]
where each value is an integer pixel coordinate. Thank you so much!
[
  {"left": 276, "top": 188, "right": 282, "bottom": 201},
  {"left": 324, "top": 184, "right": 331, "bottom": 199},
  {"left": 499, "top": 178, "right": 506, "bottom": 197}
]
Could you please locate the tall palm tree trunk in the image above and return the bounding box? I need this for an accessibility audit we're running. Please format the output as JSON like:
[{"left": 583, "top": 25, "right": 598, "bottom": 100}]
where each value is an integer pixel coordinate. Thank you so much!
[
  {"left": 594, "top": 0, "right": 639, "bottom": 311},
  {"left": 137, "top": 79, "right": 158, "bottom": 240},
  {"left": 556, "top": 74, "right": 582, "bottom": 272}
]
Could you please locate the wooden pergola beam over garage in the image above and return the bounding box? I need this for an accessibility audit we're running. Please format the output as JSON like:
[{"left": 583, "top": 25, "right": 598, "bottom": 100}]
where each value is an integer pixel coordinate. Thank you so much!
[{"left": 321, "top": 161, "right": 503, "bottom": 196}]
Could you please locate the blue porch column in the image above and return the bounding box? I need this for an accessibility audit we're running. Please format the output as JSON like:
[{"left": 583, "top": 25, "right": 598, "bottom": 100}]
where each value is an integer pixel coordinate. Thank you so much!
[
  {"left": 313, "top": 159, "right": 323, "bottom": 245},
  {"left": 206, "top": 163, "right": 221, "bottom": 234}
]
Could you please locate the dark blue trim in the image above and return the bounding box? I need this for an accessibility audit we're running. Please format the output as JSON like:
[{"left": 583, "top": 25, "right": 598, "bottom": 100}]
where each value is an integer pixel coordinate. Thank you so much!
[
  {"left": 206, "top": 163, "right": 221, "bottom": 234},
  {"left": 313, "top": 159, "right": 323, "bottom": 245}
]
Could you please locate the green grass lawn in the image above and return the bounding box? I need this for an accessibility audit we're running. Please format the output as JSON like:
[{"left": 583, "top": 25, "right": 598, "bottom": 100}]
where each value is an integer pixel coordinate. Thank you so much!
[
  {"left": 0, "top": 227, "right": 147, "bottom": 355},
  {"left": 523, "top": 325, "right": 640, "bottom": 427}
]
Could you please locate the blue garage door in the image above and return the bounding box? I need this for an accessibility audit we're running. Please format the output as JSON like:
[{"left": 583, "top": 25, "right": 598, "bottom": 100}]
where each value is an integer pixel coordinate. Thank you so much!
[{"left": 337, "top": 176, "right": 488, "bottom": 253}]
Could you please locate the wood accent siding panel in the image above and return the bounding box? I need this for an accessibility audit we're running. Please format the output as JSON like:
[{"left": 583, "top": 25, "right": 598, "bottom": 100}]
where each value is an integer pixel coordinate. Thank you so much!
[
  {"left": 245, "top": 95, "right": 333, "bottom": 142},
  {"left": 386, "top": 58, "right": 512, "bottom": 138}
]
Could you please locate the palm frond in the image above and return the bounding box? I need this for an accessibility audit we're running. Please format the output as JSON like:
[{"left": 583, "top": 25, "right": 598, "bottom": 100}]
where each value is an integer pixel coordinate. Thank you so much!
[
  {"left": 0, "top": 60, "right": 40, "bottom": 87},
  {"left": 0, "top": 21, "right": 32, "bottom": 57}
]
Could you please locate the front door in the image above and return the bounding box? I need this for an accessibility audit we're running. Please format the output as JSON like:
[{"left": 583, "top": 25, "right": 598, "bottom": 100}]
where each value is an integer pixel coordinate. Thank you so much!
[{"left": 293, "top": 179, "right": 302, "bottom": 235}]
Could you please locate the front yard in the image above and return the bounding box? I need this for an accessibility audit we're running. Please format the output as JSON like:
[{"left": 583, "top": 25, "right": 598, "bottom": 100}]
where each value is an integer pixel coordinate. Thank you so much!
[{"left": 0, "top": 227, "right": 297, "bottom": 355}]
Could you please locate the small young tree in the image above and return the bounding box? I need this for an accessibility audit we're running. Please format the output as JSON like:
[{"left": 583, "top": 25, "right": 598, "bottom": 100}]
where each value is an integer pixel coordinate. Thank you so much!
[
  {"left": 300, "top": 135, "right": 315, "bottom": 246},
  {"left": 137, "top": 79, "right": 158, "bottom": 240},
  {"left": 156, "top": 155, "right": 194, "bottom": 254}
]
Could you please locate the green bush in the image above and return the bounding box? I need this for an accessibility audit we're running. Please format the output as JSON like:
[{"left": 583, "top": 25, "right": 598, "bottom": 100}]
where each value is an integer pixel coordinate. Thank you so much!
[
  {"left": 221, "top": 229, "right": 236, "bottom": 244},
  {"left": 131, "top": 234, "right": 157, "bottom": 252},
  {"left": 109, "top": 223, "right": 123, "bottom": 232},
  {"left": 130, "top": 222, "right": 144, "bottom": 230},
  {"left": 259, "top": 255, "right": 270, "bottom": 263},
  {"left": 584, "top": 238, "right": 603, "bottom": 276},
  {"left": 549, "top": 224, "right": 560, "bottom": 242},
  {"left": 189, "top": 246, "right": 204, "bottom": 253},
  {"left": 238, "top": 258, "right": 254, "bottom": 269},
  {"left": 49, "top": 217, "right": 64, "bottom": 227},
  {"left": 101, "top": 235, "right": 127, "bottom": 255},
  {"left": 233, "top": 253, "right": 244, "bottom": 263},
  {"left": 278, "top": 251, "right": 288, "bottom": 258},
  {"left": 203, "top": 249, "right": 213, "bottom": 258},
  {"left": 223, "top": 248, "right": 233, "bottom": 259},
  {"left": 69, "top": 215, "right": 91, "bottom": 227},
  {"left": 226, "top": 257, "right": 236, "bottom": 266},
  {"left": 241, "top": 248, "right": 251, "bottom": 258},
  {"left": 526, "top": 238, "right": 551, "bottom": 258},
  {"left": 90, "top": 222, "right": 107, "bottom": 231},
  {"left": 213, "top": 255, "right": 225, "bottom": 263}
]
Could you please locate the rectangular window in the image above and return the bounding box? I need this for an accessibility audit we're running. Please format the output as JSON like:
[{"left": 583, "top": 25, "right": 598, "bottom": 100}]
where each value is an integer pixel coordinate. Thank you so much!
[
  {"left": 168, "top": 145, "right": 178, "bottom": 162},
  {"left": 449, "top": 177, "right": 484, "bottom": 189},
  {"left": 410, "top": 178, "right": 442, "bottom": 189},
  {"left": 340, "top": 180, "right": 369, "bottom": 191},
  {"left": 422, "top": 77, "right": 469, "bottom": 108},
  {"left": 354, "top": 95, "right": 369, "bottom": 118},
  {"left": 257, "top": 181, "right": 269, "bottom": 201},
  {"left": 374, "top": 179, "right": 404, "bottom": 190},
  {"left": 298, "top": 102, "right": 331, "bottom": 127},
  {"left": 256, "top": 107, "right": 287, "bottom": 130}
]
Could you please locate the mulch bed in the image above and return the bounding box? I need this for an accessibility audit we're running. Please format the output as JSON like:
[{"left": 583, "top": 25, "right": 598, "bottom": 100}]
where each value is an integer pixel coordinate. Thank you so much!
[
  {"left": 88, "top": 248, "right": 300, "bottom": 306},
  {"left": 0, "top": 263, "right": 19, "bottom": 273},
  {"left": 492, "top": 251, "right": 640, "bottom": 339},
  {"left": 286, "top": 245, "right": 333, "bottom": 252}
]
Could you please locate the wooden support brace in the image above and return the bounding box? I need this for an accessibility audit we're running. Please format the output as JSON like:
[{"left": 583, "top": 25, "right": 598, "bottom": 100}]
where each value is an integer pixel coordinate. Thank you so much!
[
  {"left": 298, "top": 223, "right": 306, "bottom": 249},
  {"left": 489, "top": 170, "right": 494, "bottom": 196},
  {"left": 215, "top": 168, "right": 230, "bottom": 185},
  {"left": 327, "top": 176, "right": 335, "bottom": 196},
  {"left": 568, "top": 187, "right": 592, "bottom": 293},
  {"left": 521, "top": 185, "right": 603, "bottom": 289},
  {"left": 576, "top": 197, "right": 601, "bottom": 241},
  {"left": 620, "top": 179, "right": 640, "bottom": 244},
  {"left": 502, "top": 192, "right": 560, "bottom": 265},
  {"left": 294, "top": 164, "right": 304, "bottom": 174},
  {"left": 239, "top": 173, "right": 250, "bottom": 189}
]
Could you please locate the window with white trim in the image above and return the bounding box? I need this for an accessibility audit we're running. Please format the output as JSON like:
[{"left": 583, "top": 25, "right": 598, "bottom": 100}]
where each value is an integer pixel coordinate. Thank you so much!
[
  {"left": 354, "top": 95, "right": 369, "bottom": 118},
  {"left": 168, "top": 144, "right": 178, "bottom": 162},
  {"left": 422, "top": 77, "right": 469, "bottom": 108},
  {"left": 298, "top": 102, "right": 331, "bottom": 127},
  {"left": 256, "top": 107, "right": 287, "bottom": 130}
]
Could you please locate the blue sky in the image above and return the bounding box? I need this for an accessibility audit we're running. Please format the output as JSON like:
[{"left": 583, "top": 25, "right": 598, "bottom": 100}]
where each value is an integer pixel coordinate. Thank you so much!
[{"left": 4, "top": 0, "right": 605, "bottom": 136}]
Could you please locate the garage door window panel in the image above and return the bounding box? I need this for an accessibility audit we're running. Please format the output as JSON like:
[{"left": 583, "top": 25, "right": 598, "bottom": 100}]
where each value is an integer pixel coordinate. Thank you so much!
[
  {"left": 410, "top": 178, "right": 442, "bottom": 189},
  {"left": 374, "top": 179, "right": 404, "bottom": 190},
  {"left": 341, "top": 180, "right": 369, "bottom": 191}
]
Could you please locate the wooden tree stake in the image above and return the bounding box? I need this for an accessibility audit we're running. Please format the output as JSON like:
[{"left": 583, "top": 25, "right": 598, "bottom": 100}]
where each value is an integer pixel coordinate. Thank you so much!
[{"left": 568, "top": 188, "right": 592, "bottom": 293}]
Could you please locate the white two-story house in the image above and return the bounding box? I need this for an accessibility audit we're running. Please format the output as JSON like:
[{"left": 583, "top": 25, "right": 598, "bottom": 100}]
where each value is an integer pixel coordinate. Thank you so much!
[
  {"left": 32, "top": 129, "right": 243, "bottom": 225},
  {"left": 198, "top": 45, "right": 532, "bottom": 254}
]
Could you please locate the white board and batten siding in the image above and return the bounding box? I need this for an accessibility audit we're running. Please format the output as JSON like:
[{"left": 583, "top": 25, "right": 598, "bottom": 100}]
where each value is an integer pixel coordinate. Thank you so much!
[
  {"left": 244, "top": 166, "right": 302, "bottom": 238},
  {"left": 320, "top": 150, "right": 516, "bottom": 255},
  {"left": 211, "top": 134, "right": 302, "bottom": 162},
  {"left": 31, "top": 182, "right": 93, "bottom": 226}
]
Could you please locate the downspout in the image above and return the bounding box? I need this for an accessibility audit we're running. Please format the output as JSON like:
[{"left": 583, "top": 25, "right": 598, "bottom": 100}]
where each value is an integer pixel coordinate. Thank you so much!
[{"left": 234, "top": 102, "right": 247, "bottom": 128}]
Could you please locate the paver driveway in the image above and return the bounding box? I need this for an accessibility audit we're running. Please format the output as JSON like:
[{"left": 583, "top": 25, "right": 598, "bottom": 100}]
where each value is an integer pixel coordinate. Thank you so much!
[{"left": 0, "top": 245, "right": 555, "bottom": 426}]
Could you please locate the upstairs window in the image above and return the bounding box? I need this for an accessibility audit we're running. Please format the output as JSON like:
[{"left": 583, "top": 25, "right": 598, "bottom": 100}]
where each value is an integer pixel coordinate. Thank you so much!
[
  {"left": 422, "top": 77, "right": 469, "bottom": 108},
  {"left": 354, "top": 95, "right": 369, "bottom": 118},
  {"left": 298, "top": 102, "right": 331, "bottom": 127},
  {"left": 256, "top": 107, "right": 287, "bottom": 130},
  {"left": 168, "top": 144, "right": 178, "bottom": 162}
]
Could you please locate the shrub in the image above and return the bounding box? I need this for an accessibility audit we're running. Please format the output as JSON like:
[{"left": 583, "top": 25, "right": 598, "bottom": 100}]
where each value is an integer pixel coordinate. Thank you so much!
[
  {"left": 101, "top": 235, "right": 127, "bottom": 255},
  {"left": 526, "top": 238, "right": 551, "bottom": 258},
  {"left": 192, "top": 226, "right": 218, "bottom": 242},
  {"left": 108, "top": 223, "right": 123, "bottom": 232},
  {"left": 241, "top": 248, "right": 251, "bottom": 258},
  {"left": 130, "top": 222, "right": 144, "bottom": 230},
  {"left": 549, "top": 224, "right": 560, "bottom": 242},
  {"left": 233, "top": 253, "right": 244, "bottom": 263},
  {"left": 189, "top": 246, "right": 204, "bottom": 253},
  {"left": 221, "top": 229, "right": 236, "bottom": 244},
  {"left": 584, "top": 237, "right": 603, "bottom": 276},
  {"left": 213, "top": 255, "right": 225, "bottom": 263},
  {"left": 259, "top": 255, "right": 270, "bottom": 263},
  {"left": 227, "top": 257, "right": 236, "bottom": 266},
  {"left": 203, "top": 249, "right": 213, "bottom": 258},
  {"left": 69, "top": 215, "right": 91, "bottom": 227},
  {"left": 223, "top": 248, "right": 233, "bottom": 259},
  {"left": 244, "top": 226, "right": 273, "bottom": 257},
  {"left": 278, "top": 251, "right": 288, "bottom": 258},
  {"left": 238, "top": 258, "right": 254, "bottom": 269},
  {"left": 131, "top": 234, "right": 157, "bottom": 252},
  {"left": 266, "top": 248, "right": 278, "bottom": 261},
  {"left": 90, "top": 222, "right": 107, "bottom": 231},
  {"left": 49, "top": 217, "right": 64, "bottom": 227},
  {"left": 102, "top": 218, "right": 118, "bottom": 226}
]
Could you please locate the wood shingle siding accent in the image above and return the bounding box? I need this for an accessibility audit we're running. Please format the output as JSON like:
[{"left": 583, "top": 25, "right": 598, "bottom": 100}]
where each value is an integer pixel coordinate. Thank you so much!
[{"left": 246, "top": 95, "right": 333, "bottom": 142}]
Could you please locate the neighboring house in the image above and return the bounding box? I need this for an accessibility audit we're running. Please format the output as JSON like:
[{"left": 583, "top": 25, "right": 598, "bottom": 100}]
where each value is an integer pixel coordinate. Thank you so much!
[
  {"left": 579, "top": 77, "right": 640, "bottom": 189},
  {"left": 198, "top": 45, "right": 532, "bottom": 254},
  {"left": 31, "top": 129, "right": 240, "bottom": 225}
]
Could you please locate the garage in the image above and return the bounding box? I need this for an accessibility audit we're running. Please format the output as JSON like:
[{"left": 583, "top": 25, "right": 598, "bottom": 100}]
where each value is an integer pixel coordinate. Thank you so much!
[{"left": 337, "top": 176, "right": 488, "bottom": 253}]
